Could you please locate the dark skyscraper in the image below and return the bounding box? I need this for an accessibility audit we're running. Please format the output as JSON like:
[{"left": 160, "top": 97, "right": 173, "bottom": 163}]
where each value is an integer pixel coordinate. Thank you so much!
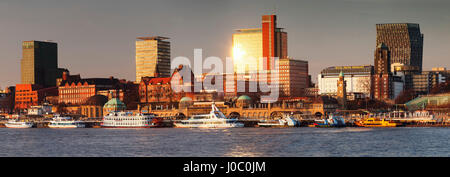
[
  {"left": 21, "top": 41, "right": 58, "bottom": 87},
  {"left": 376, "top": 23, "right": 423, "bottom": 72}
]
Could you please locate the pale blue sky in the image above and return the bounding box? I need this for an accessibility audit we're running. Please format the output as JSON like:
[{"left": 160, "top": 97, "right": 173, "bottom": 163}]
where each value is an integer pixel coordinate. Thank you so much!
[{"left": 1, "top": 0, "right": 449, "bottom": 88}]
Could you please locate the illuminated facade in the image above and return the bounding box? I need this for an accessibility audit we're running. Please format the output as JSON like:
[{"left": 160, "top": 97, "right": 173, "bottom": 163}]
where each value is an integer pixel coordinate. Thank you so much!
[
  {"left": 232, "top": 15, "right": 287, "bottom": 73},
  {"left": 14, "top": 84, "right": 58, "bottom": 110},
  {"left": 135, "top": 36, "right": 171, "bottom": 83},
  {"left": 232, "top": 28, "right": 263, "bottom": 73},
  {"left": 21, "top": 41, "right": 58, "bottom": 87}
]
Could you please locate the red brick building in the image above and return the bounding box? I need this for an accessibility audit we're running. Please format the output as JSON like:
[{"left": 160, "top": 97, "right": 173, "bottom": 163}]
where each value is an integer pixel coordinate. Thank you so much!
[
  {"left": 15, "top": 84, "right": 58, "bottom": 110},
  {"left": 139, "top": 65, "right": 194, "bottom": 109},
  {"left": 373, "top": 43, "right": 393, "bottom": 100},
  {"left": 58, "top": 78, "right": 119, "bottom": 105},
  {"left": 373, "top": 74, "right": 393, "bottom": 100}
]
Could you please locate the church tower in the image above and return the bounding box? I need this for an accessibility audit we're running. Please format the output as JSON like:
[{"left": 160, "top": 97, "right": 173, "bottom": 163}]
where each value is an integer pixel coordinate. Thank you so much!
[{"left": 337, "top": 71, "right": 347, "bottom": 109}]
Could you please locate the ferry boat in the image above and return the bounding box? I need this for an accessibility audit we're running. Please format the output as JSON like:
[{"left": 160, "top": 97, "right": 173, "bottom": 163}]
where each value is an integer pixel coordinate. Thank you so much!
[
  {"left": 311, "top": 114, "right": 346, "bottom": 128},
  {"left": 258, "top": 114, "right": 299, "bottom": 127},
  {"left": 5, "top": 120, "right": 33, "bottom": 128},
  {"left": 355, "top": 118, "right": 399, "bottom": 127},
  {"left": 102, "top": 112, "right": 157, "bottom": 128},
  {"left": 48, "top": 115, "right": 85, "bottom": 128},
  {"left": 173, "top": 104, "right": 244, "bottom": 128}
]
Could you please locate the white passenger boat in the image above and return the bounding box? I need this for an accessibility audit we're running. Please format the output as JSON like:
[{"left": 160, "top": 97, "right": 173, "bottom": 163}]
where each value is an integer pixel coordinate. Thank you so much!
[
  {"left": 174, "top": 104, "right": 244, "bottom": 128},
  {"left": 48, "top": 115, "right": 85, "bottom": 128},
  {"left": 258, "top": 114, "right": 299, "bottom": 127},
  {"left": 102, "top": 112, "right": 157, "bottom": 128},
  {"left": 5, "top": 120, "right": 33, "bottom": 128}
]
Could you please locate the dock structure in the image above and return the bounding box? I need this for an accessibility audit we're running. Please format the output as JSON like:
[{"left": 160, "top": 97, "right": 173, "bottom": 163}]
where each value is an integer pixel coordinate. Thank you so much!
[{"left": 1, "top": 110, "right": 449, "bottom": 128}]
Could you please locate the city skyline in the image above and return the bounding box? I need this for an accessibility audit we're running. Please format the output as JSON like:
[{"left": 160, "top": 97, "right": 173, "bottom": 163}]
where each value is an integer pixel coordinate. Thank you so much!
[{"left": 1, "top": 0, "right": 450, "bottom": 88}]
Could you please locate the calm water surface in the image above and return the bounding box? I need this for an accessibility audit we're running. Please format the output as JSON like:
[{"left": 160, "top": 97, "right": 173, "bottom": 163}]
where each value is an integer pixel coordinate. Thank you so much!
[{"left": 0, "top": 127, "right": 448, "bottom": 157}]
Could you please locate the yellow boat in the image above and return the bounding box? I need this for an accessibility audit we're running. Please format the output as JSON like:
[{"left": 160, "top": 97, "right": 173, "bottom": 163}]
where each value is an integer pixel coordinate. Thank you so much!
[{"left": 355, "top": 118, "right": 400, "bottom": 127}]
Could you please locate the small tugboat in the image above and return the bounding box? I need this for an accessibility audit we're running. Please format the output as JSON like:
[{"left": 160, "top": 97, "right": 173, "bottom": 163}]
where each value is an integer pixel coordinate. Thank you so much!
[
  {"left": 5, "top": 119, "right": 34, "bottom": 128},
  {"left": 174, "top": 103, "right": 244, "bottom": 128},
  {"left": 48, "top": 115, "right": 85, "bottom": 128},
  {"left": 310, "top": 114, "right": 346, "bottom": 128},
  {"left": 355, "top": 118, "right": 399, "bottom": 127},
  {"left": 258, "top": 114, "right": 299, "bottom": 127},
  {"left": 102, "top": 112, "right": 157, "bottom": 128}
]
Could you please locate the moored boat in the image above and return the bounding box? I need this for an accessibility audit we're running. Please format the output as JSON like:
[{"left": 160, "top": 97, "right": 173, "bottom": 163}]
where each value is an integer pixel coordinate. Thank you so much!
[
  {"left": 5, "top": 120, "right": 33, "bottom": 128},
  {"left": 258, "top": 114, "right": 299, "bottom": 127},
  {"left": 311, "top": 114, "right": 345, "bottom": 128},
  {"left": 173, "top": 103, "right": 244, "bottom": 128},
  {"left": 355, "top": 118, "right": 400, "bottom": 127},
  {"left": 48, "top": 115, "right": 85, "bottom": 128},
  {"left": 102, "top": 112, "right": 157, "bottom": 128}
]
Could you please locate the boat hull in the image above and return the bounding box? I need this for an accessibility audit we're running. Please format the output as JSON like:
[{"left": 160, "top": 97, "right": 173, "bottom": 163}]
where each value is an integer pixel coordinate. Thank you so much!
[
  {"left": 5, "top": 124, "right": 33, "bottom": 128},
  {"left": 257, "top": 123, "right": 294, "bottom": 128},
  {"left": 355, "top": 123, "right": 398, "bottom": 127},
  {"left": 355, "top": 122, "right": 399, "bottom": 127},
  {"left": 48, "top": 125, "right": 84, "bottom": 128},
  {"left": 101, "top": 125, "right": 157, "bottom": 128},
  {"left": 312, "top": 124, "right": 346, "bottom": 128},
  {"left": 173, "top": 123, "right": 244, "bottom": 128}
]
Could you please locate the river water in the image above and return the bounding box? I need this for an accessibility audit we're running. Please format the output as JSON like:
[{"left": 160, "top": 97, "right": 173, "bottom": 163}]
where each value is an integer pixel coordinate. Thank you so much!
[{"left": 0, "top": 127, "right": 448, "bottom": 157}]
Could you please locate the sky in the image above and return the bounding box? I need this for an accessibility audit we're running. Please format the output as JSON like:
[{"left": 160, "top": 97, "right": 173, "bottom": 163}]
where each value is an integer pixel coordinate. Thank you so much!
[{"left": 1, "top": 0, "right": 450, "bottom": 89}]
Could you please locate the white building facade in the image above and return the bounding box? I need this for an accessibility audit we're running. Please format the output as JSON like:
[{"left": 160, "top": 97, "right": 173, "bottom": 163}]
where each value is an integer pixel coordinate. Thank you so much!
[{"left": 318, "top": 65, "right": 374, "bottom": 100}]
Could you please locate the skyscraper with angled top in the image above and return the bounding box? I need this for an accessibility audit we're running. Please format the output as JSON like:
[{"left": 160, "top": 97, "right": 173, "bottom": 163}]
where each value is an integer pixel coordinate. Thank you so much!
[
  {"left": 135, "top": 36, "right": 171, "bottom": 83},
  {"left": 376, "top": 23, "right": 423, "bottom": 72}
]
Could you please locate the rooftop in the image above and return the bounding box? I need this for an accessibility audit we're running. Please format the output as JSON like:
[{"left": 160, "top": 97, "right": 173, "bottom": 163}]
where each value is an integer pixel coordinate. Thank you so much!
[
  {"left": 321, "top": 65, "right": 374, "bottom": 76},
  {"left": 137, "top": 36, "right": 170, "bottom": 41},
  {"left": 235, "top": 28, "right": 262, "bottom": 33},
  {"left": 60, "top": 78, "right": 119, "bottom": 87}
]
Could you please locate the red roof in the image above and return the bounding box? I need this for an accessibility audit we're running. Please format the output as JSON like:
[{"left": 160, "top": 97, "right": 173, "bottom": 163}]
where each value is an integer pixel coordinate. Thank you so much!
[{"left": 148, "top": 77, "right": 171, "bottom": 85}]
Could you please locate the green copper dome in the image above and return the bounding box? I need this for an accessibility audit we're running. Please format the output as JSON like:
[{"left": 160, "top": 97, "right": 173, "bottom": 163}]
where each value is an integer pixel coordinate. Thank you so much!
[
  {"left": 180, "top": 97, "right": 193, "bottom": 102},
  {"left": 237, "top": 95, "right": 252, "bottom": 101},
  {"left": 103, "top": 98, "right": 126, "bottom": 110}
]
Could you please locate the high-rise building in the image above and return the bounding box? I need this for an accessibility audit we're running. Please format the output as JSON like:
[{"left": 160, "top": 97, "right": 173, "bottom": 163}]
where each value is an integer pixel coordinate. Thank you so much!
[
  {"left": 135, "top": 36, "right": 171, "bottom": 83},
  {"left": 21, "top": 41, "right": 58, "bottom": 87},
  {"left": 278, "top": 58, "right": 308, "bottom": 97},
  {"left": 232, "top": 15, "right": 287, "bottom": 73},
  {"left": 376, "top": 23, "right": 423, "bottom": 72},
  {"left": 374, "top": 43, "right": 391, "bottom": 74},
  {"left": 373, "top": 50, "right": 405, "bottom": 100},
  {"left": 262, "top": 15, "right": 287, "bottom": 70},
  {"left": 232, "top": 29, "right": 263, "bottom": 73},
  {"left": 373, "top": 42, "right": 393, "bottom": 100}
]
